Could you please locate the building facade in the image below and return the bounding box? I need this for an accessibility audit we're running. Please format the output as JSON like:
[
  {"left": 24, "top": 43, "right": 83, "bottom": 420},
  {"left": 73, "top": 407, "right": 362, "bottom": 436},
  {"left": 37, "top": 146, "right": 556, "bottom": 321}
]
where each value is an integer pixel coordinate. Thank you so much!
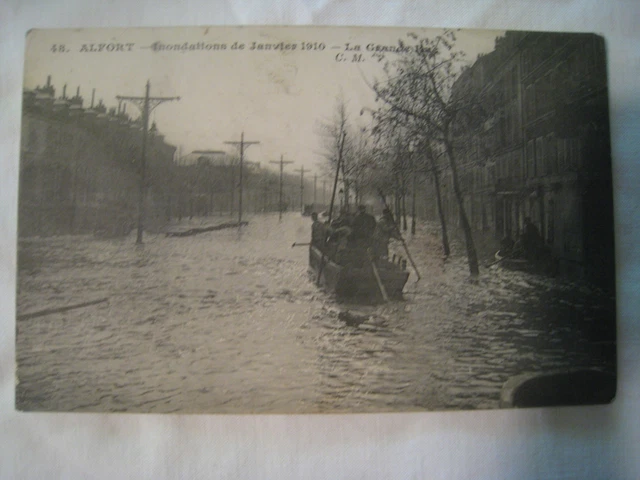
[
  {"left": 424, "top": 32, "right": 613, "bottom": 282},
  {"left": 20, "top": 77, "right": 177, "bottom": 237}
]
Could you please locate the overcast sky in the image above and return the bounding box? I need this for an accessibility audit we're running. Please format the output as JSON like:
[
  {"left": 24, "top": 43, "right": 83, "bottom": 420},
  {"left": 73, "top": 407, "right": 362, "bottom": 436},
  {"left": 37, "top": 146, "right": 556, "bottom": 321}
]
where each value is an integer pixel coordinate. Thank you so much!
[{"left": 24, "top": 26, "right": 502, "bottom": 176}]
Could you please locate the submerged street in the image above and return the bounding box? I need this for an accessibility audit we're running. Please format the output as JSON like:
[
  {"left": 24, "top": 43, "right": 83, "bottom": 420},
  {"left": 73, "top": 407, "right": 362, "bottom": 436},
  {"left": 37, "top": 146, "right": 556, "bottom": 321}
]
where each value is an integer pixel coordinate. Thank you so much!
[{"left": 16, "top": 213, "right": 615, "bottom": 413}]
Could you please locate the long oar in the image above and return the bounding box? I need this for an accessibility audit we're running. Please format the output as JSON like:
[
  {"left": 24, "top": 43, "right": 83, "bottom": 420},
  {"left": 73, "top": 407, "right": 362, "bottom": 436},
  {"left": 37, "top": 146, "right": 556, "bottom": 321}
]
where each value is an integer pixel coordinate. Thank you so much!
[
  {"left": 378, "top": 189, "right": 421, "bottom": 282},
  {"left": 367, "top": 249, "right": 389, "bottom": 302}
]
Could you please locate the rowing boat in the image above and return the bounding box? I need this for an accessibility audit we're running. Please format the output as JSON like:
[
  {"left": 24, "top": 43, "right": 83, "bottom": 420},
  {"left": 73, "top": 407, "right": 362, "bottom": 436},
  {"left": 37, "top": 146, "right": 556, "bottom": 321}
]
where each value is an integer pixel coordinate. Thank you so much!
[{"left": 309, "top": 245, "right": 409, "bottom": 301}]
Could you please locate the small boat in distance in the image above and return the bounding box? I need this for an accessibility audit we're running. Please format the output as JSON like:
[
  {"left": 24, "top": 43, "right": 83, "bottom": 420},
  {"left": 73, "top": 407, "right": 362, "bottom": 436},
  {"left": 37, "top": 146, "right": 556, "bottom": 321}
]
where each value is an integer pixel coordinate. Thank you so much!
[
  {"left": 493, "top": 249, "right": 559, "bottom": 276},
  {"left": 309, "top": 245, "right": 409, "bottom": 302}
]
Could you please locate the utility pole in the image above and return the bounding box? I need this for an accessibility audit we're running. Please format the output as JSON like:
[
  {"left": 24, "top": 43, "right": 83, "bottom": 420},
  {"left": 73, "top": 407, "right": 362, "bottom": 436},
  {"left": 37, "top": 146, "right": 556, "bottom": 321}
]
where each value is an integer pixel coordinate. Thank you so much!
[
  {"left": 269, "top": 155, "right": 293, "bottom": 221},
  {"left": 228, "top": 160, "right": 235, "bottom": 216},
  {"left": 225, "top": 132, "right": 259, "bottom": 225},
  {"left": 293, "top": 166, "right": 307, "bottom": 213},
  {"left": 323, "top": 179, "right": 326, "bottom": 205},
  {"left": 117, "top": 81, "right": 179, "bottom": 244}
]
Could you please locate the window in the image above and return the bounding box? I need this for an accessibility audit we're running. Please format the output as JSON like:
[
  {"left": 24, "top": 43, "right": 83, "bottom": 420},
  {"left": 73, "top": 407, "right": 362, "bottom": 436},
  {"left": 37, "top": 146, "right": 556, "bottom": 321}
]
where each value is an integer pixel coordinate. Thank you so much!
[
  {"left": 512, "top": 103, "right": 521, "bottom": 143},
  {"left": 535, "top": 78, "right": 545, "bottom": 116},
  {"left": 514, "top": 150, "right": 523, "bottom": 179},
  {"left": 536, "top": 72, "right": 554, "bottom": 116},
  {"left": 499, "top": 115, "right": 507, "bottom": 146},
  {"left": 525, "top": 84, "right": 536, "bottom": 119},
  {"left": 557, "top": 139, "right": 567, "bottom": 172},
  {"left": 548, "top": 133, "right": 557, "bottom": 174},
  {"left": 522, "top": 50, "right": 531, "bottom": 77},
  {"left": 526, "top": 140, "right": 535, "bottom": 178},
  {"left": 535, "top": 137, "right": 544, "bottom": 177},
  {"left": 544, "top": 133, "right": 557, "bottom": 174}
]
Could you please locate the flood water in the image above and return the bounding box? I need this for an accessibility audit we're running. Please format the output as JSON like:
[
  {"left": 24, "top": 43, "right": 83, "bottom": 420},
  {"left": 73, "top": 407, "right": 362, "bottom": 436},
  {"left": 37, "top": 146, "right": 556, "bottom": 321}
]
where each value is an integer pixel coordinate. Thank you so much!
[{"left": 16, "top": 213, "right": 615, "bottom": 413}]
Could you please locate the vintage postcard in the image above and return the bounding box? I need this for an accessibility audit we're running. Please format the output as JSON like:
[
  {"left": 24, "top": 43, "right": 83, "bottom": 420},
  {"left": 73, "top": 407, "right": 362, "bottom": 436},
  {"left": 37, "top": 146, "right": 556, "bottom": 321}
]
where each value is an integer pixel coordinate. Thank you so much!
[{"left": 16, "top": 26, "right": 616, "bottom": 413}]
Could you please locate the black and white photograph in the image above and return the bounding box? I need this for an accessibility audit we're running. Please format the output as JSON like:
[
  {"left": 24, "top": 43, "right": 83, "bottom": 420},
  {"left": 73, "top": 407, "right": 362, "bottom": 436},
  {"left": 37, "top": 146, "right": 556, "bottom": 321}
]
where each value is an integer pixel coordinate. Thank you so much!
[{"left": 16, "top": 26, "right": 616, "bottom": 413}]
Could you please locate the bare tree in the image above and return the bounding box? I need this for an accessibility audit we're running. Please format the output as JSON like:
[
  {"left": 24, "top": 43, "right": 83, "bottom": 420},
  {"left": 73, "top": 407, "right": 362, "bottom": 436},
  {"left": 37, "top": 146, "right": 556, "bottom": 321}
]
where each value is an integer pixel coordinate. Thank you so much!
[
  {"left": 316, "top": 95, "right": 373, "bottom": 211},
  {"left": 421, "top": 140, "right": 451, "bottom": 256},
  {"left": 372, "top": 30, "right": 481, "bottom": 276},
  {"left": 367, "top": 103, "right": 451, "bottom": 256}
]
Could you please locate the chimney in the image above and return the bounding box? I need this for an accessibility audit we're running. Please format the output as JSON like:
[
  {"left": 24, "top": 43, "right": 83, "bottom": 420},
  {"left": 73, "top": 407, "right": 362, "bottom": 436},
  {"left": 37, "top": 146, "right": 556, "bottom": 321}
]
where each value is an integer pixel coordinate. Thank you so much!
[
  {"left": 76, "top": 86, "right": 80, "bottom": 97},
  {"left": 62, "top": 84, "right": 67, "bottom": 98},
  {"left": 123, "top": 103, "right": 126, "bottom": 114},
  {"left": 46, "top": 75, "right": 51, "bottom": 87},
  {"left": 91, "top": 89, "right": 95, "bottom": 108},
  {"left": 117, "top": 101, "right": 121, "bottom": 115}
]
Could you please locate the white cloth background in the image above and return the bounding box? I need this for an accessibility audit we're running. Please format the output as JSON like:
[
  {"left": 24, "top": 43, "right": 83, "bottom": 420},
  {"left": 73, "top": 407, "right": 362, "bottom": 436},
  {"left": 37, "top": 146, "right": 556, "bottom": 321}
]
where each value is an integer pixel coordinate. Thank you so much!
[{"left": 1, "top": 1, "right": 639, "bottom": 478}]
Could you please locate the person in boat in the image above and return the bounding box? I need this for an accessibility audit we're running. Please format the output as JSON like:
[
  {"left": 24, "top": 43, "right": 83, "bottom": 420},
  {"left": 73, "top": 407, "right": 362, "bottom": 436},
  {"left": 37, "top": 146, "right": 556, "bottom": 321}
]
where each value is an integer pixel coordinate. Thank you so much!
[
  {"left": 331, "top": 207, "right": 352, "bottom": 229},
  {"left": 350, "top": 205, "right": 377, "bottom": 247},
  {"left": 325, "top": 225, "right": 352, "bottom": 264},
  {"left": 310, "top": 212, "right": 327, "bottom": 251},
  {"left": 339, "top": 205, "right": 377, "bottom": 267},
  {"left": 373, "top": 208, "right": 401, "bottom": 259}
]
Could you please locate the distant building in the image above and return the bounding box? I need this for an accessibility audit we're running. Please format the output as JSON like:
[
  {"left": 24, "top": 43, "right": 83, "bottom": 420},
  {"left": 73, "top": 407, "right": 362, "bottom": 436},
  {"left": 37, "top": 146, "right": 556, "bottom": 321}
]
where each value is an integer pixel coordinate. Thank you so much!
[
  {"left": 171, "top": 149, "right": 270, "bottom": 217},
  {"left": 180, "top": 150, "right": 227, "bottom": 167},
  {"left": 19, "top": 77, "right": 177, "bottom": 237}
]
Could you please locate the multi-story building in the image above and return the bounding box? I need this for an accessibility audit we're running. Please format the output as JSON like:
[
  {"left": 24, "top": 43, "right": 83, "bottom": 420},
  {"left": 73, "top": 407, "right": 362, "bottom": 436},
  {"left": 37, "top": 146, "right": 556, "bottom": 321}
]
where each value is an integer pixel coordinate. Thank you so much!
[
  {"left": 424, "top": 31, "right": 613, "bottom": 282},
  {"left": 518, "top": 32, "right": 611, "bottom": 282},
  {"left": 20, "top": 76, "right": 177, "bottom": 237}
]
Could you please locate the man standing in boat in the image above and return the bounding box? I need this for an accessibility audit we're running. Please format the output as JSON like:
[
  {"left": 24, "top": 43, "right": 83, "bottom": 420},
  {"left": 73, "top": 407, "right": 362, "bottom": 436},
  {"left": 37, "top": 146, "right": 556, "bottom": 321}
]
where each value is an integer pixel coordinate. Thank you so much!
[
  {"left": 373, "top": 208, "right": 401, "bottom": 259},
  {"left": 331, "top": 207, "right": 352, "bottom": 229},
  {"left": 336, "top": 204, "right": 376, "bottom": 267},
  {"left": 350, "top": 205, "right": 377, "bottom": 248},
  {"left": 310, "top": 212, "right": 326, "bottom": 251}
]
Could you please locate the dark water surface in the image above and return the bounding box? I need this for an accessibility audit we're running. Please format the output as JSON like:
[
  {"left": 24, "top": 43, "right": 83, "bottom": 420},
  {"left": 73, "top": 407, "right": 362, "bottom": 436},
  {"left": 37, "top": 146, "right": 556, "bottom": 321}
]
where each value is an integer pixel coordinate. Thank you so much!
[{"left": 16, "top": 213, "right": 615, "bottom": 412}]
